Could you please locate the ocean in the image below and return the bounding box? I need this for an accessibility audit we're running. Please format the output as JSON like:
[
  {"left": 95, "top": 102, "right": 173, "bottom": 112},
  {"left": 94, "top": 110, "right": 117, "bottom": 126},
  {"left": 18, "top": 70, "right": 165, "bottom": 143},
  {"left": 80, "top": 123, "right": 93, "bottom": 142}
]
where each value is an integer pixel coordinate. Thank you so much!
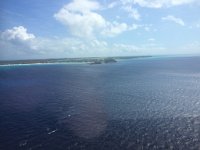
[{"left": 0, "top": 56, "right": 200, "bottom": 150}]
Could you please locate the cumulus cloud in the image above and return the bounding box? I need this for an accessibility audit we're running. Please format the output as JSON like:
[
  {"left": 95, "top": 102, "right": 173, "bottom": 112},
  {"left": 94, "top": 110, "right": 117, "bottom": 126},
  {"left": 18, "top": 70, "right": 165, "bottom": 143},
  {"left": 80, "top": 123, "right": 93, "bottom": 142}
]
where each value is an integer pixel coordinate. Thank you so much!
[
  {"left": 162, "top": 15, "right": 185, "bottom": 26},
  {"left": 0, "top": 26, "right": 140, "bottom": 59},
  {"left": 0, "top": 26, "right": 37, "bottom": 52},
  {"left": 1, "top": 26, "right": 35, "bottom": 41},
  {"left": 54, "top": 0, "right": 138, "bottom": 38},
  {"left": 54, "top": 0, "right": 105, "bottom": 38},
  {"left": 1, "top": 26, "right": 160, "bottom": 60},
  {"left": 0, "top": 26, "right": 38, "bottom": 59},
  {"left": 122, "top": 0, "right": 198, "bottom": 8},
  {"left": 0, "top": 26, "right": 79, "bottom": 58},
  {"left": 0, "top": 24, "right": 145, "bottom": 59}
]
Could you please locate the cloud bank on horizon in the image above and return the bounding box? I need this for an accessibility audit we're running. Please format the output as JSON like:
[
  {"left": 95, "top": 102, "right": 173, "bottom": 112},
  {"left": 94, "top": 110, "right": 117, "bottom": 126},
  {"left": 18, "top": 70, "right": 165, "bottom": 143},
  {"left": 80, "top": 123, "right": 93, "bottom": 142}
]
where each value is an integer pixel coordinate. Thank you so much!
[{"left": 0, "top": 0, "right": 200, "bottom": 60}]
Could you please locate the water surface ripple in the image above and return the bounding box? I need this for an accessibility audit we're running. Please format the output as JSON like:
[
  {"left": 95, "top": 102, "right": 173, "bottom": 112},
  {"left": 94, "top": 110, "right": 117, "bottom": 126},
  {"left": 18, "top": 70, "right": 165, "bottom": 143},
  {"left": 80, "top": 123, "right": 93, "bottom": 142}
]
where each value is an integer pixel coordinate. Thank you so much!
[{"left": 0, "top": 57, "right": 200, "bottom": 149}]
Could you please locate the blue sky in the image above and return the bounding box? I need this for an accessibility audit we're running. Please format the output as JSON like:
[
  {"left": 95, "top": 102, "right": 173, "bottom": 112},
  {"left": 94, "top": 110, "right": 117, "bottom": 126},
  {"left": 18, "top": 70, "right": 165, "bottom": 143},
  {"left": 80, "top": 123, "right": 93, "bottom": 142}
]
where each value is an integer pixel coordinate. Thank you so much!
[{"left": 0, "top": 0, "right": 200, "bottom": 60}]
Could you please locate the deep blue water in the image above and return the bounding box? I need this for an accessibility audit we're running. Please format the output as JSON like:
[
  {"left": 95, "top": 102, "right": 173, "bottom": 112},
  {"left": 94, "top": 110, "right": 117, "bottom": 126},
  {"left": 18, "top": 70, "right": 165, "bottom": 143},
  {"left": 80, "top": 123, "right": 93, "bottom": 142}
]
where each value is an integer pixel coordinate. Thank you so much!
[{"left": 0, "top": 56, "right": 200, "bottom": 150}]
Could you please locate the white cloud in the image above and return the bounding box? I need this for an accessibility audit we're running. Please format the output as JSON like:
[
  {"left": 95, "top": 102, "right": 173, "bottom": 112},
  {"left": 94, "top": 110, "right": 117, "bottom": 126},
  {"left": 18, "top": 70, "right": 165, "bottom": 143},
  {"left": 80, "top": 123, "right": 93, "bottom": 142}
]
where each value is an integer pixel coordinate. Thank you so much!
[
  {"left": 162, "top": 15, "right": 185, "bottom": 26},
  {"left": 54, "top": 0, "right": 138, "bottom": 38},
  {"left": 0, "top": 26, "right": 39, "bottom": 59},
  {"left": 0, "top": 26, "right": 161, "bottom": 60},
  {"left": 102, "top": 22, "right": 140, "bottom": 37},
  {"left": 0, "top": 26, "right": 37, "bottom": 52},
  {"left": 0, "top": 26, "right": 132, "bottom": 59},
  {"left": 102, "top": 22, "right": 128, "bottom": 37},
  {"left": 1, "top": 26, "right": 35, "bottom": 41},
  {"left": 107, "top": 1, "right": 140, "bottom": 20},
  {"left": 122, "top": 0, "right": 198, "bottom": 8},
  {"left": 122, "top": 6, "right": 140, "bottom": 20},
  {"left": 54, "top": 0, "right": 105, "bottom": 38}
]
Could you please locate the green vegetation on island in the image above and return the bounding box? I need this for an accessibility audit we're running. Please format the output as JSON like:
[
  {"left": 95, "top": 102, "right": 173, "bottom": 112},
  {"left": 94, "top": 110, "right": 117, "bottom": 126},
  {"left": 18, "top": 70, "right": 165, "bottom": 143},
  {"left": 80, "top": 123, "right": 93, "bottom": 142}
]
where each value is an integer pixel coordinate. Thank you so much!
[{"left": 89, "top": 58, "right": 117, "bottom": 64}]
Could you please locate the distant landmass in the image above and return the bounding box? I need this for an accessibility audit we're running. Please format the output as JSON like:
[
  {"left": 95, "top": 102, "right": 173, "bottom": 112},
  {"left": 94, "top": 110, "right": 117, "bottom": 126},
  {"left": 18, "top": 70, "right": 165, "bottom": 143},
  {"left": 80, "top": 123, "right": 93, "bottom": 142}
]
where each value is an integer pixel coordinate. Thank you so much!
[
  {"left": 89, "top": 58, "right": 117, "bottom": 64},
  {"left": 0, "top": 56, "right": 152, "bottom": 66}
]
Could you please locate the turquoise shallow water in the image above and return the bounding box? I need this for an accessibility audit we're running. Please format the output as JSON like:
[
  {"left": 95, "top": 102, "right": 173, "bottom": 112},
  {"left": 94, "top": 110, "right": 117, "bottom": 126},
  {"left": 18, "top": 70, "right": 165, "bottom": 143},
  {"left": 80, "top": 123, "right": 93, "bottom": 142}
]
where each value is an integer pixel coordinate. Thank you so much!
[{"left": 0, "top": 56, "right": 200, "bottom": 149}]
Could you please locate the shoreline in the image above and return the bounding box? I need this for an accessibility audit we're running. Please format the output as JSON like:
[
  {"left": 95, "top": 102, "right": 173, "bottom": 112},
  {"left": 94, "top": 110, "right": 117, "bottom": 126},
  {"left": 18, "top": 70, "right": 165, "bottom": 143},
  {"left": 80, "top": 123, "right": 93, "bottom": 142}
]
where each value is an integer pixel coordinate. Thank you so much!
[
  {"left": 1, "top": 55, "right": 200, "bottom": 67},
  {"left": 0, "top": 62, "right": 87, "bottom": 67},
  {"left": 0, "top": 56, "right": 152, "bottom": 67}
]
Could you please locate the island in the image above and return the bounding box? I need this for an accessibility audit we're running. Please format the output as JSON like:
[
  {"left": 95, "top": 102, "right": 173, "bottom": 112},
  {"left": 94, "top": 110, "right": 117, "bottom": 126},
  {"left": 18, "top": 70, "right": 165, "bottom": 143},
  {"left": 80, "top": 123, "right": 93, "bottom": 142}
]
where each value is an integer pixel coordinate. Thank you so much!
[
  {"left": 0, "top": 56, "right": 152, "bottom": 66},
  {"left": 89, "top": 58, "right": 117, "bottom": 65}
]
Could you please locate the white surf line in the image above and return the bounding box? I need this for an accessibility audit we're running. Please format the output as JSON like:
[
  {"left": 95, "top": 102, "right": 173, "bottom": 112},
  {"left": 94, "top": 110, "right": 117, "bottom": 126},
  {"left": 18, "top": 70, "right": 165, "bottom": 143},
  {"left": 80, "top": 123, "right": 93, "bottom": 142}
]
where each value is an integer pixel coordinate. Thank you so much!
[{"left": 48, "top": 129, "right": 58, "bottom": 135}]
